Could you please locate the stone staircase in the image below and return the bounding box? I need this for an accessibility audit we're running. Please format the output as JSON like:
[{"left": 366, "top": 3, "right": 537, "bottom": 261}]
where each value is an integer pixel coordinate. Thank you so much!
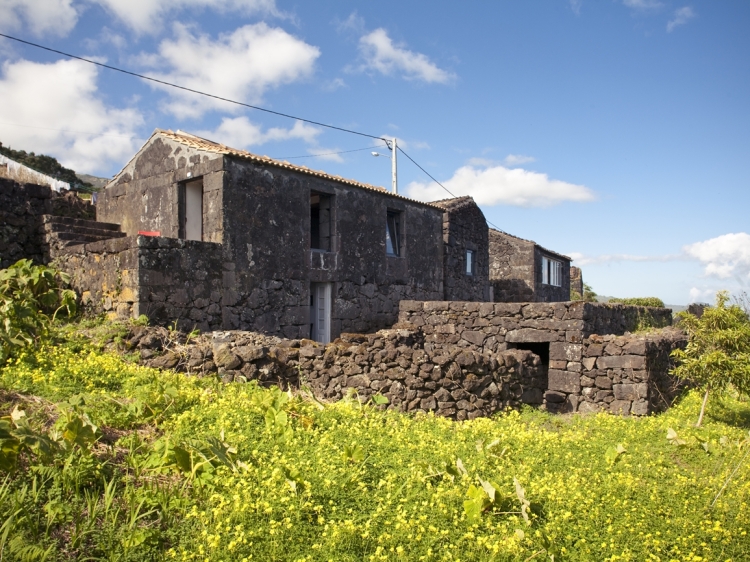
[{"left": 41, "top": 215, "right": 126, "bottom": 256}]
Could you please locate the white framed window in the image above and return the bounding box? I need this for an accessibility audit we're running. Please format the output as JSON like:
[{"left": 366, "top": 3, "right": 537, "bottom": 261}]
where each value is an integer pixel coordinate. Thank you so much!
[
  {"left": 465, "top": 249, "right": 476, "bottom": 276},
  {"left": 542, "top": 256, "right": 562, "bottom": 287}
]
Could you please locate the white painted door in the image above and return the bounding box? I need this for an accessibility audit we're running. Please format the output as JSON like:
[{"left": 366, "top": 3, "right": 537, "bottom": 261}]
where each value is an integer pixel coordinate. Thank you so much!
[
  {"left": 311, "top": 283, "right": 331, "bottom": 343},
  {"left": 185, "top": 179, "right": 203, "bottom": 241}
]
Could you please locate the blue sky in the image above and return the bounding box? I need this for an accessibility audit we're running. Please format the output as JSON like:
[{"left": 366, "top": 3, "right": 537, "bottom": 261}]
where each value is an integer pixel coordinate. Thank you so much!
[{"left": 1, "top": 0, "right": 749, "bottom": 306}]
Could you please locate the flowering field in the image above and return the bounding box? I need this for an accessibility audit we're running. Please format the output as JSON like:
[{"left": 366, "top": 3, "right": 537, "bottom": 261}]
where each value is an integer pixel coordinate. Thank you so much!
[{"left": 0, "top": 337, "right": 749, "bottom": 561}]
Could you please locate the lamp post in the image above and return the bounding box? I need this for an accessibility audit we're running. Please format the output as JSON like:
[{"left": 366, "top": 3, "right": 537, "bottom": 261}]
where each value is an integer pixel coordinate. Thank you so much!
[{"left": 371, "top": 137, "right": 398, "bottom": 194}]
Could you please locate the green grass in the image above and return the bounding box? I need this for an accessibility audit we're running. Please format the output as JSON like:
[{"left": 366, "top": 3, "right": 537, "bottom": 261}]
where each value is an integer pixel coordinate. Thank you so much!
[{"left": 0, "top": 330, "right": 749, "bottom": 561}]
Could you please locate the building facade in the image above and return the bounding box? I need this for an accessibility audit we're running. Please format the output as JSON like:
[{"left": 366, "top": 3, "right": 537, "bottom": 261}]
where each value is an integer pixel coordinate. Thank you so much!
[
  {"left": 489, "top": 228, "right": 571, "bottom": 303},
  {"left": 87, "top": 130, "right": 488, "bottom": 340}
]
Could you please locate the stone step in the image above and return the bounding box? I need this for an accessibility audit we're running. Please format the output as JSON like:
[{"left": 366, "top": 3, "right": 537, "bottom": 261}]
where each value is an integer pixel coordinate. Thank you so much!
[
  {"left": 48, "top": 231, "right": 126, "bottom": 243},
  {"left": 41, "top": 214, "right": 121, "bottom": 232},
  {"left": 42, "top": 222, "right": 126, "bottom": 239}
]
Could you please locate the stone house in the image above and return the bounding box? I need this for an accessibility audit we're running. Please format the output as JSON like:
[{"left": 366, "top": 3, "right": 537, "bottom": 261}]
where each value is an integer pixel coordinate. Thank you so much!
[
  {"left": 60, "top": 129, "right": 491, "bottom": 341},
  {"left": 489, "top": 228, "right": 571, "bottom": 303}
]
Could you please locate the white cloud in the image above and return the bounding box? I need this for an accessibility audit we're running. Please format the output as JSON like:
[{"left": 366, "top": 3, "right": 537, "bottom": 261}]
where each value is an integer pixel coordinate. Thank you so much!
[
  {"left": 569, "top": 0, "right": 582, "bottom": 15},
  {"left": 684, "top": 233, "right": 750, "bottom": 281},
  {"left": 321, "top": 78, "right": 347, "bottom": 92},
  {"left": 689, "top": 287, "right": 716, "bottom": 304},
  {"left": 358, "top": 28, "right": 455, "bottom": 84},
  {"left": 141, "top": 23, "right": 320, "bottom": 118},
  {"left": 0, "top": 58, "right": 142, "bottom": 174},
  {"left": 89, "top": 0, "right": 280, "bottom": 34},
  {"left": 406, "top": 163, "right": 595, "bottom": 207},
  {"left": 667, "top": 6, "right": 696, "bottom": 32},
  {"left": 195, "top": 117, "right": 320, "bottom": 149},
  {"left": 336, "top": 11, "right": 365, "bottom": 35},
  {"left": 503, "top": 154, "right": 536, "bottom": 166},
  {"left": 467, "top": 157, "right": 496, "bottom": 167},
  {"left": 305, "top": 147, "right": 344, "bottom": 163},
  {"left": 0, "top": 0, "right": 78, "bottom": 37},
  {"left": 568, "top": 252, "right": 680, "bottom": 266},
  {"left": 623, "top": 0, "right": 662, "bottom": 10}
]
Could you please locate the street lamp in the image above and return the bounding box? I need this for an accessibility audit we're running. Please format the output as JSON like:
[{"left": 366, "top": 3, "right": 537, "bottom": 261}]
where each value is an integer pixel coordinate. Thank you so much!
[{"left": 372, "top": 137, "right": 398, "bottom": 194}]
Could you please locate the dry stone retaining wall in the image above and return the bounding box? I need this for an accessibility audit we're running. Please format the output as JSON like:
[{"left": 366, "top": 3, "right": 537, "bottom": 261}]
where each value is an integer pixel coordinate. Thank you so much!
[
  {"left": 0, "top": 178, "right": 94, "bottom": 268},
  {"left": 121, "top": 325, "right": 545, "bottom": 421},
  {"left": 396, "top": 300, "right": 684, "bottom": 415}
]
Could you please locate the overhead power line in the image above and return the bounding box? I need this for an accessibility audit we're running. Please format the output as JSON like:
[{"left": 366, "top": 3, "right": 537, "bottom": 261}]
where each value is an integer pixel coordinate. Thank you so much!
[
  {"left": 0, "top": 32, "right": 462, "bottom": 201},
  {"left": 0, "top": 32, "right": 384, "bottom": 142},
  {"left": 396, "top": 147, "right": 457, "bottom": 198},
  {"left": 274, "top": 145, "right": 381, "bottom": 160}
]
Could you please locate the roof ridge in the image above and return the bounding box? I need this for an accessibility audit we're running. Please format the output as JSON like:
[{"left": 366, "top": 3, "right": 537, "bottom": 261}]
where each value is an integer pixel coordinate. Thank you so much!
[
  {"left": 148, "top": 129, "right": 444, "bottom": 210},
  {"left": 489, "top": 227, "right": 571, "bottom": 261}
]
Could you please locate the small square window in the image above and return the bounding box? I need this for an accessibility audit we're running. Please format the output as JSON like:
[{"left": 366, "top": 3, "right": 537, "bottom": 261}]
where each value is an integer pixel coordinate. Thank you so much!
[
  {"left": 386, "top": 211, "right": 401, "bottom": 256},
  {"left": 466, "top": 249, "right": 476, "bottom": 276}
]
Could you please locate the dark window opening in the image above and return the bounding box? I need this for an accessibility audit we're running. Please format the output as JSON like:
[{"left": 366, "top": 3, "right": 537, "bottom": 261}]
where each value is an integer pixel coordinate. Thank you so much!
[
  {"left": 311, "top": 192, "right": 332, "bottom": 251},
  {"left": 509, "top": 342, "right": 549, "bottom": 369},
  {"left": 386, "top": 210, "right": 401, "bottom": 256},
  {"left": 466, "top": 249, "right": 476, "bottom": 276},
  {"left": 178, "top": 178, "right": 203, "bottom": 241}
]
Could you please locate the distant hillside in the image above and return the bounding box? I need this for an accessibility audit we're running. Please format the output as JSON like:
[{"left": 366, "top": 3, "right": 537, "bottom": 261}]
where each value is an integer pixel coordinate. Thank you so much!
[
  {"left": 597, "top": 295, "right": 686, "bottom": 313},
  {"left": 0, "top": 141, "right": 95, "bottom": 191},
  {"left": 76, "top": 173, "right": 110, "bottom": 190}
]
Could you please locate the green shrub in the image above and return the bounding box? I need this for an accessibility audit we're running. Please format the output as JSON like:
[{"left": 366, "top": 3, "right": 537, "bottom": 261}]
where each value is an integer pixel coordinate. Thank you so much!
[
  {"left": 570, "top": 283, "right": 597, "bottom": 302},
  {"left": 0, "top": 259, "right": 76, "bottom": 363},
  {"left": 672, "top": 291, "right": 750, "bottom": 427},
  {"left": 608, "top": 296, "right": 665, "bottom": 308}
]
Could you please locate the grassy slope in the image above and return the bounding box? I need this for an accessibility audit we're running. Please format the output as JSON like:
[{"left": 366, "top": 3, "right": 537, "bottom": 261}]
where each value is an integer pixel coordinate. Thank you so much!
[{"left": 0, "top": 325, "right": 748, "bottom": 562}]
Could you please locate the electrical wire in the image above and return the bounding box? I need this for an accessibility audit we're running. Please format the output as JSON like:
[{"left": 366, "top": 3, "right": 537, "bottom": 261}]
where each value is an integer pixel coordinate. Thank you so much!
[
  {"left": 0, "top": 32, "right": 385, "bottom": 142},
  {"left": 273, "top": 145, "right": 381, "bottom": 160},
  {"left": 396, "top": 146, "right": 457, "bottom": 198},
  {"left": 0, "top": 32, "right": 462, "bottom": 201}
]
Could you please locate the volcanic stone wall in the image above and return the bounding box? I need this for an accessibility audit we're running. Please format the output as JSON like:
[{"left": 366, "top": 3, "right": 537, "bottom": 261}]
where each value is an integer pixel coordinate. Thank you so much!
[
  {"left": 432, "top": 197, "right": 490, "bottom": 302},
  {"left": 396, "top": 300, "right": 684, "bottom": 415},
  {"left": 53, "top": 236, "right": 139, "bottom": 320},
  {"left": 570, "top": 266, "right": 583, "bottom": 297},
  {"left": 0, "top": 178, "right": 94, "bottom": 268},
  {"left": 489, "top": 229, "right": 535, "bottom": 302},
  {"left": 95, "top": 133, "right": 445, "bottom": 339},
  {"left": 121, "top": 325, "right": 545, "bottom": 421}
]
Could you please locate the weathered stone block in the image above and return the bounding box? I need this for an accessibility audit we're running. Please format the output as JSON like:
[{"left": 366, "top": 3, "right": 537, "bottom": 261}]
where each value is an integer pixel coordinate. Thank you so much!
[
  {"left": 596, "top": 355, "right": 647, "bottom": 370},
  {"left": 506, "top": 329, "right": 558, "bottom": 343},
  {"left": 421, "top": 396, "right": 437, "bottom": 410},
  {"left": 548, "top": 370, "right": 581, "bottom": 394},
  {"left": 578, "top": 401, "right": 600, "bottom": 414},
  {"left": 347, "top": 374, "right": 371, "bottom": 388},
  {"left": 613, "top": 383, "right": 647, "bottom": 401},
  {"left": 461, "top": 330, "right": 487, "bottom": 346},
  {"left": 609, "top": 400, "right": 631, "bottom": 415},
  {"left": 214, "top": 345, "right": 241, "bottom": 370},
  {"left": 582, "top": 357, "right": 597, "bottom": 371},
  {"left": 595, "top": 376, "right": 613, "bottom": 390},
  {"left": 631, "top": 399, "right": 649, "bottom": 416},
  {"left": 623, "top": 340, "right": 647, "bottom": 355}
]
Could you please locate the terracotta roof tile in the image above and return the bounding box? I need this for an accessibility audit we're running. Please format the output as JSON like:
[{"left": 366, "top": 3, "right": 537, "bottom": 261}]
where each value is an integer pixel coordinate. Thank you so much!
[{"left": 151, "top": 129, "right": 444, "bottom": 210}]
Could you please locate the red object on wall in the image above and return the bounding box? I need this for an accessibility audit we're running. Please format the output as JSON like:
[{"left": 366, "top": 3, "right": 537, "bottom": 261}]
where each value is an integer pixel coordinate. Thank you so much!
[{"left": 138, "top": 230, "right": 161, "bottom": 237}]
